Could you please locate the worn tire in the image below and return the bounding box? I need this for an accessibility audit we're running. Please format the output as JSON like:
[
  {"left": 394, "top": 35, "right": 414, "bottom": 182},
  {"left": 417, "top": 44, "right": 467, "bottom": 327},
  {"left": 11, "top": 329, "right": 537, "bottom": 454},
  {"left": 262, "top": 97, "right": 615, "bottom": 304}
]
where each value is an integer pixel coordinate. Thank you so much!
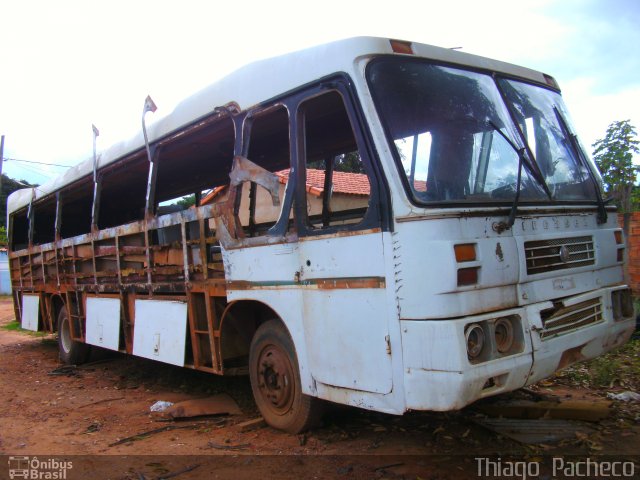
[
  {"left": 249, "top": 320, "right": 322, "bottom": 433},
  {"left": 57, "top": 307, "right": 90, "bottom": 365}
]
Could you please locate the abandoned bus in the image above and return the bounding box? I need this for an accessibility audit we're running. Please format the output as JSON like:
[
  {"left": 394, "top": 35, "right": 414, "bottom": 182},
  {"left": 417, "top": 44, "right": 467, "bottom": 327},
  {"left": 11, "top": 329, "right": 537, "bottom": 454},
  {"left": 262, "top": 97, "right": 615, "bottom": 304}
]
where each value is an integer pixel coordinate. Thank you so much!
[{"left": 7, "top": 37, "right": 635, "bottom": 433}]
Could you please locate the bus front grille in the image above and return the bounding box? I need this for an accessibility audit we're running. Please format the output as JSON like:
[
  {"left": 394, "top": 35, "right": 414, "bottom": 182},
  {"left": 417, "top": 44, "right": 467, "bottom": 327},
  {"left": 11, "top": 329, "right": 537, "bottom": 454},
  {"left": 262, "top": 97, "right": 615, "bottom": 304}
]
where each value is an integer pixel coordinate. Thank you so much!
[
  {"left": 525, "top": 236, "right": 594, "bottom": 274},
  {"left": 539, "top": 297, "right": 603, "bottom": 340}
]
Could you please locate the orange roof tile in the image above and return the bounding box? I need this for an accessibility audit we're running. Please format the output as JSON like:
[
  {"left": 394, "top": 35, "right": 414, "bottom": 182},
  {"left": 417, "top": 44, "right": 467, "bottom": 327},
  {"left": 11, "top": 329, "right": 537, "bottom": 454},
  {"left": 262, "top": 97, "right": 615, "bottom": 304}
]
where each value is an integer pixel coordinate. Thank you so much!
[
  {"left": 201, "top": 169, "right": 371, "bottom": 205},
  {"left": 276, "top": 169, "right": 370, "bottom": 196}
]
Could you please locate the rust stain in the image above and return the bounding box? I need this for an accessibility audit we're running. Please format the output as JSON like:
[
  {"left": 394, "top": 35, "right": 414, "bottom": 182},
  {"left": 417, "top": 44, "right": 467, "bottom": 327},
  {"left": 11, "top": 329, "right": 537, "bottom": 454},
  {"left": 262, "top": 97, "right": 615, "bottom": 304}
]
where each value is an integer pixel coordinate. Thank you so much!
[
  {"left": 227, "top": 277, "right": 386, "bottom": 291},
  {"left": 557, "top": 344, "right": 587, "bottom": 370},
  {"left": 315, "top": 278, "right": 386, "bottom": 290}
]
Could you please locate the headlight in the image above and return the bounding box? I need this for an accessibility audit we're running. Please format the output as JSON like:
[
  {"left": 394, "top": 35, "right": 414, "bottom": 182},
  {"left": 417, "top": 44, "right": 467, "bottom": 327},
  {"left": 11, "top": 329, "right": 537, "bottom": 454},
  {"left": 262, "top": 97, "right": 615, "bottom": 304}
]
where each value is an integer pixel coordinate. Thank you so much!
[
  {"left": 465, "top": 323, "right": 485, "bottom": 359},
  {"left": 494, "top": 317, "right": 514, "bottom": 353},
  {"left": 612, "top": 289, "right": 634, "bottom": 321}
]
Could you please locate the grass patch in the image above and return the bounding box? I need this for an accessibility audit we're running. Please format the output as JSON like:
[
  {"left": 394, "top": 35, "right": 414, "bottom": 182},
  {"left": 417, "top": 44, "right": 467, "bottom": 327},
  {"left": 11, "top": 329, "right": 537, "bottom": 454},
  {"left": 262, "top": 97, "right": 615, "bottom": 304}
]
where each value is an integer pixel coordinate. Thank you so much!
[
  {"left": 555, "top": 338, "right": 640, "bottom": 390},
  {"left": 1, "top": 320, "right": 48, "bottom": 337},
  {"left": 2, "top": 320, "right": 21, "bottom": 331}
]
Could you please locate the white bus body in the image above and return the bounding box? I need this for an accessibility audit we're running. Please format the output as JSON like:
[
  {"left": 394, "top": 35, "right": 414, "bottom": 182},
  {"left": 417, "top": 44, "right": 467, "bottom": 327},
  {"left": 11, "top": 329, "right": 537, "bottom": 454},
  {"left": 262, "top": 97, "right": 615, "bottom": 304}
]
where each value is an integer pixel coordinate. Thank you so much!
[{"left": 7, "top": 37, "right": 635, "bottom": 432}]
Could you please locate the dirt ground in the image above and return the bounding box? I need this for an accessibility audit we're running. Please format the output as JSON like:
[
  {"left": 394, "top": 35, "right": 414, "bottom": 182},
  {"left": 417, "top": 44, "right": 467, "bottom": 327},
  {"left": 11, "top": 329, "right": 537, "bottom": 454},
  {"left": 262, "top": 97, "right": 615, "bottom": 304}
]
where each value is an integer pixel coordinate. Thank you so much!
[{"left": 0, "top": 297, "right": 638, "bottom": 480}]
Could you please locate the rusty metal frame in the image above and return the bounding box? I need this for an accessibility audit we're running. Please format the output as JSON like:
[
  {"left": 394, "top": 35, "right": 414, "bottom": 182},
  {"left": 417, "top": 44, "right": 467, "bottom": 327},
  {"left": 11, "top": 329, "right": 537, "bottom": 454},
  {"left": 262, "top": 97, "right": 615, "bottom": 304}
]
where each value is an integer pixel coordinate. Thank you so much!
[
  {"left": 7, "top": 75, "right": 393, "bottom": 379},
  {"left": 211, "top": 155, "right": 282, "bottom": 249},
  {"left": 7, "top": 97, "right": 301, "bottom": 375}
]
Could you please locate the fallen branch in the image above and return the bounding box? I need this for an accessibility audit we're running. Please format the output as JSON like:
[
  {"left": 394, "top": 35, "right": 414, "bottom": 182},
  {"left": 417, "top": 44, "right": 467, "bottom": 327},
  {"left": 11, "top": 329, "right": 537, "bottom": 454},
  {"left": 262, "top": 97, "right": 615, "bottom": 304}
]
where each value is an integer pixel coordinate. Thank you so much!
[
  {"left": 48, "top": 365, "right": 78, "bottom": 376},
  {"left": 108, "top": 425, "right": 198, "bottom": 447},
  {"left": 157, "top": 464, "right": 200, "bottom": 480},
  {"left": 206, "top": 441, "right": 250, "bottom": 451},
  {"left": 374, "top": 462, "right": 404, "bottom": 471},
  {"left": 77, "top": 397, "right": 125, "bottom": 408}
]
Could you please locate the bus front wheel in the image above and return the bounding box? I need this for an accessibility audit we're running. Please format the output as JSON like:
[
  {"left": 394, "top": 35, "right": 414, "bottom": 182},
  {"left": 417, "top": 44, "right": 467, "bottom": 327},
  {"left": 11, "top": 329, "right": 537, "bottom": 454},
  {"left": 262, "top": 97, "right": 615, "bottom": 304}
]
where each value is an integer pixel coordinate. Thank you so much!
[
  {"left": 249, "top": 320, "right": 322, "bottom": 433},
  {"left": 57, "top": 307, "right": 89, "bottom": 365}
]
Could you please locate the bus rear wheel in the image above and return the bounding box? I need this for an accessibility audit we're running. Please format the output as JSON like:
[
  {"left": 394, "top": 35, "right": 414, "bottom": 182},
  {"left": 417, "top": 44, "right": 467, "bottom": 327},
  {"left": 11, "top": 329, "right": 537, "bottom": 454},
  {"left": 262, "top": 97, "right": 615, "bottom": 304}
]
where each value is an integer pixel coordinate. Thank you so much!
[
  {"left": 57, "top": 307, "right": 89, "bottom": 365},
  {"left": 249, "top": 320, "right": 322, "bottom": 433}
]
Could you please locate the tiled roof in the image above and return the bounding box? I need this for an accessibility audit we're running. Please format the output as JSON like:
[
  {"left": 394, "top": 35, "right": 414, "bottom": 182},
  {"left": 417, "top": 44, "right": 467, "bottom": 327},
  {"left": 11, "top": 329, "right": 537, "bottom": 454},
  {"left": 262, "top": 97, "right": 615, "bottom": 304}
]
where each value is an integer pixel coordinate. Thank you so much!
[
  {"left": 199, "top": 185, "right": 227, "bottom": 206},
  {"left": 276, "top": 169, "right": 370, "bottom": 196},
  {"left": 412, "top": 180, "right": 427, "bottom": 192},
  {"left": 201, "top": 168, "right": 370, "bottom": 205}
]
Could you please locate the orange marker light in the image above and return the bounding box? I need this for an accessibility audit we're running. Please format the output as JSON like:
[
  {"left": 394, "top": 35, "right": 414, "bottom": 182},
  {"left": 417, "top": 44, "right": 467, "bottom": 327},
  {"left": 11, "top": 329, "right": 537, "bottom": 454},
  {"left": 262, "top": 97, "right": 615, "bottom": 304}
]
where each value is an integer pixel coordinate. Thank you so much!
[
  {"left": 614, "top": 230, "right": 623, "bottom": 244},
  {"left": 390, "top": 39, "right": 414, "bottom": 55},
  {"left": 454, "top": 243, "right": 476, "bottom": 263}
]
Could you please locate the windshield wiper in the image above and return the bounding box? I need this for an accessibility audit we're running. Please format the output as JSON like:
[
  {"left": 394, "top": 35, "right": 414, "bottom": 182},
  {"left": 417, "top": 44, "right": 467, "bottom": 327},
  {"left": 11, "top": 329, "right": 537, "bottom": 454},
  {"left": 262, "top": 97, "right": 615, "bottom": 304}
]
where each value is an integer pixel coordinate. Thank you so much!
[
  {"left": 489, "top": 121, "right": 548, "bottom": 230},
  {"left": 492, "top": 74, "right": 552, "bottom": 201},
  {"left": 553, "top": 106, "right": 608, "bottom": 224}
]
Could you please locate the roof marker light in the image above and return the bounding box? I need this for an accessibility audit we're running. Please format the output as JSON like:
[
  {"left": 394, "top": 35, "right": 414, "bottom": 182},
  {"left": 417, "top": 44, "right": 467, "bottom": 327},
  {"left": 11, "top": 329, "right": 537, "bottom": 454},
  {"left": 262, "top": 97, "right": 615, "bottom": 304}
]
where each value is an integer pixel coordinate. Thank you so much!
[
  {"left": 390, "top": 39, "right": 414, "bottom": 55},
  {"left": 543, "top": 74, "right": 559, "bottom": 89}
]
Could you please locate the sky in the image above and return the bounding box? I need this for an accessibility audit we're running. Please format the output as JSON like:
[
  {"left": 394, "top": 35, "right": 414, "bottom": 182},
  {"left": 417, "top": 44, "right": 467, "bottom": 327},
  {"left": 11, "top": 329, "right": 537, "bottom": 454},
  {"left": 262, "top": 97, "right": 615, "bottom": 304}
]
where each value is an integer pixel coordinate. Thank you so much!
[{"left": 0, "top": 0, "right": 638, "bottom": 185}]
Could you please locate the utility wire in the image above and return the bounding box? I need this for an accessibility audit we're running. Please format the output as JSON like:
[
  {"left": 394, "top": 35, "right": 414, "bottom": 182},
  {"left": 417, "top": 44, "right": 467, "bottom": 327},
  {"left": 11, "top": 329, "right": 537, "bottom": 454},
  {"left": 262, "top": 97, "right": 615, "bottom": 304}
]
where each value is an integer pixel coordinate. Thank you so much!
[
  {"left": 14, "top": 163, "right": 51, "bottom": 178},
  {"left": 5, "top": 160, "right": 54, "bottom": 177},
  {"left": 2, "top": 157, "right": 71, "bottom": 168}
]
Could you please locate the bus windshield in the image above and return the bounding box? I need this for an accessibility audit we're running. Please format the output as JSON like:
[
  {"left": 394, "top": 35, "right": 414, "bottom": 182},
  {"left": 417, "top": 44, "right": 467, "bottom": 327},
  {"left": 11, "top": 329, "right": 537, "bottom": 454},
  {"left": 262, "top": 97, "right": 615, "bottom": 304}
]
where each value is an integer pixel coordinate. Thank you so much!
[{"left": 367, "top": 58, "right": 598, "bottom": 205}]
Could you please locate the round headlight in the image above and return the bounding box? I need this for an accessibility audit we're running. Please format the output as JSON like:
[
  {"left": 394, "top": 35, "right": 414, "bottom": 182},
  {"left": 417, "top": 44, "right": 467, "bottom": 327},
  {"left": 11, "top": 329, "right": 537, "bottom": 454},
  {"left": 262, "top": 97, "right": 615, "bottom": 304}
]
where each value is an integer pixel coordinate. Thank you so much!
[
  {"left": 465, "top": 323, "right": 485, "bottom": 360},
  {"left": 494, "top": 317, "right": 514, "bottom": 353}
]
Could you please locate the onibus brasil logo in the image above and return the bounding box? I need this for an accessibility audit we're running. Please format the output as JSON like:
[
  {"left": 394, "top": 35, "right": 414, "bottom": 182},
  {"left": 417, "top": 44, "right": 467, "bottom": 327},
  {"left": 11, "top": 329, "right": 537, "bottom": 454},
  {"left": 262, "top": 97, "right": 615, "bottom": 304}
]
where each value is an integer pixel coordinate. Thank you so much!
[{"left": 8, "top": 456, "right": 73, "bottom": 479}]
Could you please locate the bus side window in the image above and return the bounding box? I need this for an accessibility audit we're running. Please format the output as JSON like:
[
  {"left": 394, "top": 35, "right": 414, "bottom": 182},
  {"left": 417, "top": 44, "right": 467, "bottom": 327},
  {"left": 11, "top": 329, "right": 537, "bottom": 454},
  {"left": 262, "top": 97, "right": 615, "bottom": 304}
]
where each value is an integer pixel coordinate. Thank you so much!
[
  {"left": 300, "top": 90, "right": 371, "bottom": 230},
  {"left": 99, "top": 153, "right": 148, "bottom": 229},
  {"left": 155, "top": 115, "right": 235, "bottom": 210},
  {"left": 10, "top": 210, "right": 29, "bottom": 251},
  {"left": 32, "top": 198, "right": 56, "bottom": 245},
  {"left": 237, "top": 105, "right": 291, "bottom": 237},
  {"left": 60, "top": 179, "right": 93, "bottom": 238}
]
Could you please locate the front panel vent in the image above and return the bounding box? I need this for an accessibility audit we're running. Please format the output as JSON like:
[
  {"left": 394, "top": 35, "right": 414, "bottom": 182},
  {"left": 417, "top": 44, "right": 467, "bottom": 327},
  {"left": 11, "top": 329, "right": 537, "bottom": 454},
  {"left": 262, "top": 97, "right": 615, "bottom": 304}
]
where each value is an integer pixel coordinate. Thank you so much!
[
  {"left": 525, "top": 236, "right": 594, "bottom": 274},
  {"left": 539, "top": 297, "right": 603, "bottom": 340}
]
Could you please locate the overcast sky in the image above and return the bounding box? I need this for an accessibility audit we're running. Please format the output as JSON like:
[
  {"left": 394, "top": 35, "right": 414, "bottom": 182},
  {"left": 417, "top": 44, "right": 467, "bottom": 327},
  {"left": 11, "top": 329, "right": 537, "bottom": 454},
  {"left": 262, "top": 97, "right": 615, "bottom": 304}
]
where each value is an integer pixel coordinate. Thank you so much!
[{"left": 0, "top": 0, "right": 638, "bottom": 184}]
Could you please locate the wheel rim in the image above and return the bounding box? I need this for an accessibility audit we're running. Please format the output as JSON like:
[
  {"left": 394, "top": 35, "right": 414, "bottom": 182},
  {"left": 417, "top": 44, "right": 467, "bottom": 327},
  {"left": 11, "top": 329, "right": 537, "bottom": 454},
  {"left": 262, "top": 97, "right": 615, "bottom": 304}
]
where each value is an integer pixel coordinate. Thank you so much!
[
  {"left": 256, "top": 343, "right": 295, "bottom": 416},
  {"left": 60, "top": 314, "right": 72, "bottom": 354}
]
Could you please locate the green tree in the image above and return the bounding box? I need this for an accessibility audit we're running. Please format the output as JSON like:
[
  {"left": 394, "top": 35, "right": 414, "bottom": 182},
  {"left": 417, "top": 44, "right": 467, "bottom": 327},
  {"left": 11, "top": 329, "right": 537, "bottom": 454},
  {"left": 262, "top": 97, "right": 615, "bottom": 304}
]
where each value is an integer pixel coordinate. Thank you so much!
[
  {"left": 334, "top": 152, "right": 365, "bottom": 174},
  {"left": 592, "top": 120, "right": 640, "bottom": 234},
  {"left": 176, "top": 195, "right": 196, "bottom": 208}
]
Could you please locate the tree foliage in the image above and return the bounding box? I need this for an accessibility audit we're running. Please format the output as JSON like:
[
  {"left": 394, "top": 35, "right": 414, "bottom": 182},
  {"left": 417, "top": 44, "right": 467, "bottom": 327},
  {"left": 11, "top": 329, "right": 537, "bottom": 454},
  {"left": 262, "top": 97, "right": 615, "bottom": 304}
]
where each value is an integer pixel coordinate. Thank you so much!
[
  {"left": 176, "top": 195, "right": 196, "bottom": 208},
  {"left": 335, "top": 152, "right": 366, "bottom": 174},
  {"left": 592, "top": 120, "right": 640, "bottom": 213},
  {"left": 308, "top": 152, "right": 366, "bottom": 174}
]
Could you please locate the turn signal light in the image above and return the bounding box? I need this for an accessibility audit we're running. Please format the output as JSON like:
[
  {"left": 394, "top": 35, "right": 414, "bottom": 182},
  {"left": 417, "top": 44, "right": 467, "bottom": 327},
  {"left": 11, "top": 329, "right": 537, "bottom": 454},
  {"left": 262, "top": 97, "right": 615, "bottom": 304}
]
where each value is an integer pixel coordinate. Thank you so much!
[
  {"left": 457, "top": 267, "right": 478, "bottom": 286},
  {"left": 614, "top": 230, "right": 623, "bottom": 244},
  {"left": 614, "top": 230, "right": 624, "bottom": 262},
  {"left": 454, "top": 243, "right": 476, "bottom": 262}
]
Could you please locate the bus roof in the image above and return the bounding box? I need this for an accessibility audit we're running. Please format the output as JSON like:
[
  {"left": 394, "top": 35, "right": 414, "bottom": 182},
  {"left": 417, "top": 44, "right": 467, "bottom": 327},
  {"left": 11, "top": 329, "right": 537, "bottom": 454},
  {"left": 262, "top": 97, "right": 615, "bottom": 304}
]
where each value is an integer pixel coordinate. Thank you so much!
[{"left": 7, "top": 36, "right": 552, "bottom": 215}]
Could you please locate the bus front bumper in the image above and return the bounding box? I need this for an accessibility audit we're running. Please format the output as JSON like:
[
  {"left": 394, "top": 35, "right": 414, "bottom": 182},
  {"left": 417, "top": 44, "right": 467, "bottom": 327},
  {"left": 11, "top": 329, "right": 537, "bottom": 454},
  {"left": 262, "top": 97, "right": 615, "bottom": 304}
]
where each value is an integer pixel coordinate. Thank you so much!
[{"left": 400, "top": 287, "right": 635, "bottom": 412}]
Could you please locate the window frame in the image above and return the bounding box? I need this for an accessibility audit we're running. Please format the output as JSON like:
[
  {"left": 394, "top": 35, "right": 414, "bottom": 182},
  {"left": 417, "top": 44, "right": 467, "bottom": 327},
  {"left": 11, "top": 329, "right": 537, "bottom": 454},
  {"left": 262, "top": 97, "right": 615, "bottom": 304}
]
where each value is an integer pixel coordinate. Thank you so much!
[
  {"left": 290, "top": 76, "right": 390, "bottom": 238},
  {"left": 236, "top": 102, "right": 294, "bottom": 238}
]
